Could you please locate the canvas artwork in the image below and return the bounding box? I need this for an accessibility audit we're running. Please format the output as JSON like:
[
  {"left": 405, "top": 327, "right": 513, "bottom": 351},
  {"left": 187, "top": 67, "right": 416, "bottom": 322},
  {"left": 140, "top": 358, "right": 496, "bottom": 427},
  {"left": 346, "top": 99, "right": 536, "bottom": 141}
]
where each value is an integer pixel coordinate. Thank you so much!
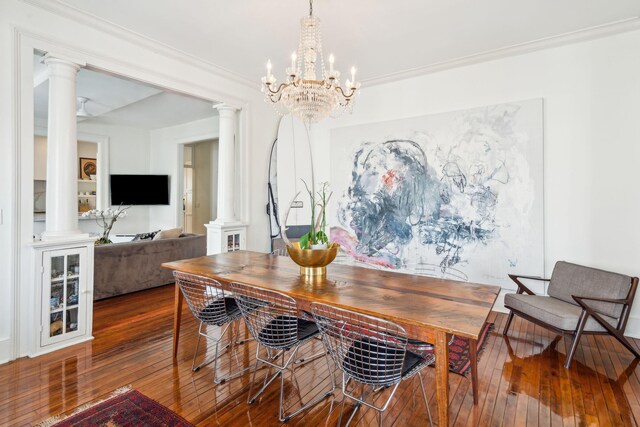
[{"left": 330, "top": 99, "right": 544, "bottom": 289}]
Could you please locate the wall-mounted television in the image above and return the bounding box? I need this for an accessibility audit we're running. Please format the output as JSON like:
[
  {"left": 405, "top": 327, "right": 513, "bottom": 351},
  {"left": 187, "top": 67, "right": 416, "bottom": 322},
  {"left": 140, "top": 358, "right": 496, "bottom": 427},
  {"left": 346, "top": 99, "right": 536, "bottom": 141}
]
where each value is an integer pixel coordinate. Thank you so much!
[{"left": 110, "top": 174, "right": 170, "bottom": 205}]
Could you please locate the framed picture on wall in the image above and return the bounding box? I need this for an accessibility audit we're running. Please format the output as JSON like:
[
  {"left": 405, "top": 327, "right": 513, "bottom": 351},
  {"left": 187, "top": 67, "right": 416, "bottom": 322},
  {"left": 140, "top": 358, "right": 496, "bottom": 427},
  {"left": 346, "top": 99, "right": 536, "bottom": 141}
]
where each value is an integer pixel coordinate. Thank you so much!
[{"left": 79, "top": 157, "right": 97, "bottom": 180}]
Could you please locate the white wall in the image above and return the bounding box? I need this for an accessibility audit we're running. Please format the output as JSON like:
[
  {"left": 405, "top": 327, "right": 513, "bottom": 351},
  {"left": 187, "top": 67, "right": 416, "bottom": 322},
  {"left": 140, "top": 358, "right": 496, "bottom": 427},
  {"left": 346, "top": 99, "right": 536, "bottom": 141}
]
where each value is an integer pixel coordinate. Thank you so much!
[
  {"left": 76, "top": 122, "right": 152, "bottom": 235},
  {"left": 0, "top": 0, "right": 277, "bottom": 362},
  {"left": 311, "top": 29, "right": 640, "bottom": 335}
]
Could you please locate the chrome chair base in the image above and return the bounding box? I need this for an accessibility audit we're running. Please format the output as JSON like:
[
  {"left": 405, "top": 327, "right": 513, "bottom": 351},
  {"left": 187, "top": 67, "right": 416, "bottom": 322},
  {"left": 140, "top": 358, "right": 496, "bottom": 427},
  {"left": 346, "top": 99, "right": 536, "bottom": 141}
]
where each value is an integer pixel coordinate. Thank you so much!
[
  {"left": 337, "top": 372, "right": 433, "bottom": 427},
  {"left": 247, "top": 342, "right": 335, "bottom": 422},
  {"left": 191, "top": 318, "right": 254, "bottom": 384}
]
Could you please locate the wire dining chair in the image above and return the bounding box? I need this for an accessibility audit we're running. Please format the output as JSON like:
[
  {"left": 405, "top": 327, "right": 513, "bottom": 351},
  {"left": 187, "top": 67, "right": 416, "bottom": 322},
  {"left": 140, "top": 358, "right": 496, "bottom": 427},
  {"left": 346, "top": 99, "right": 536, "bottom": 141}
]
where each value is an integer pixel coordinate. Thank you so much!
[
  {"left": 173, "top": 271, "right": 252, "bottom": 384},
  {"left": 230, "top": 282, "right": 335, "bottom": 422},
  {"left": 311, "top": 302, "right": 434, "bottom": 427}
]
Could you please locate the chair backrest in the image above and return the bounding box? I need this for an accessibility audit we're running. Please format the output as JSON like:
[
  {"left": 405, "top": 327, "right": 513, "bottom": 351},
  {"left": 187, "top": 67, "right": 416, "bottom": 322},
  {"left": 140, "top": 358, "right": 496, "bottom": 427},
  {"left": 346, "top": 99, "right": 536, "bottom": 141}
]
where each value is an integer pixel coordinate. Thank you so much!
[
  {"left": 230, "top": 282, "right": 299, "bottom": 350},
  {"left": 173, "top": 271, "right": 229, "bottom": 325},
  {"left": 311, "top": 302, "right": 408, "bottom": 387},
  {"left": 270, "top": 248, "right": 290, "bottom": 257},
  {"left": 548, "top": 261, "right": 634, "bottom": 319}
]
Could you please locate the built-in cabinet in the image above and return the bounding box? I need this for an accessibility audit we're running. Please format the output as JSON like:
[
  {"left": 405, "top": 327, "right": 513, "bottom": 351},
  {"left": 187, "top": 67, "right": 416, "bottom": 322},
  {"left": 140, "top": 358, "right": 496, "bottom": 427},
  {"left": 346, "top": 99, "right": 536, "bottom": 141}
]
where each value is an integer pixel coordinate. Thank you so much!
[
  {"left": 33, "top": 136, "right": 100, "bottom": 215},
  {"left": 78, "top": 178, "right": 97, "bottom": 212},
  {"left": 205, "top": 223, "right": 247, "bottom": 255},
  {"left": 32, "top": 239, "right": 95, "bottom": 356}
]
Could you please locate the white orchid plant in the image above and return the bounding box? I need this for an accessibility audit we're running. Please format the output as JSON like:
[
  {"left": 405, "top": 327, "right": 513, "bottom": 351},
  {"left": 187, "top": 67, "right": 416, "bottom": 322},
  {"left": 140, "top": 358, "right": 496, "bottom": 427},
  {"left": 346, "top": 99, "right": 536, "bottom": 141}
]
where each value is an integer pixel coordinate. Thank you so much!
[{"left": 82, "top": 204, "right": 130, "bottom": 245}]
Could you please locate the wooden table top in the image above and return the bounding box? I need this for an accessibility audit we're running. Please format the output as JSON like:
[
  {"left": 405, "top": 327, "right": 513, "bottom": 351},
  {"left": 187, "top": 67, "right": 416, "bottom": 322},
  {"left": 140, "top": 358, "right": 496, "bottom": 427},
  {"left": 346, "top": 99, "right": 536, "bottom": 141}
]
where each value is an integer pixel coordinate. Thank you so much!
[{"left": 162, "top": 251, "right": 500, "bottom": 340}]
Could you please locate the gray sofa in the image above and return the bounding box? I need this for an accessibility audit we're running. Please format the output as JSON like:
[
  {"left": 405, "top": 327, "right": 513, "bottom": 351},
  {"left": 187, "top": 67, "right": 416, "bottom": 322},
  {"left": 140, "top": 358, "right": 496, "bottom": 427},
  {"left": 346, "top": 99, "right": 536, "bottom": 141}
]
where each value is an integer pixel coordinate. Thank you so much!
[{"left": 93, "top": 233, "right": 206, "bottom": 300}]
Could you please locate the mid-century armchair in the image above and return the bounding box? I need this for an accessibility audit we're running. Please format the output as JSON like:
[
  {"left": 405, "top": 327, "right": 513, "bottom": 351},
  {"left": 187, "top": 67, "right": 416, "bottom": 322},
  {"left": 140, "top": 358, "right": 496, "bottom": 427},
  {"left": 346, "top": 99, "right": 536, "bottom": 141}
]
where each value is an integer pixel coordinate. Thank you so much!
[{"left": 503, "top": 261, "right": 639, "bottom": 368}]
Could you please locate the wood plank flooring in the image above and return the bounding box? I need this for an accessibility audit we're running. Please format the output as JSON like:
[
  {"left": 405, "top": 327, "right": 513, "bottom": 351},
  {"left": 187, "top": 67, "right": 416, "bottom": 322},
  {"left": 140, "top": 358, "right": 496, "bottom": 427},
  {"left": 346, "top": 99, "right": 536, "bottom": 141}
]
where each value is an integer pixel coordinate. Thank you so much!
[{"left": 1, "top": 284, "right": 640, "bottom": 426}]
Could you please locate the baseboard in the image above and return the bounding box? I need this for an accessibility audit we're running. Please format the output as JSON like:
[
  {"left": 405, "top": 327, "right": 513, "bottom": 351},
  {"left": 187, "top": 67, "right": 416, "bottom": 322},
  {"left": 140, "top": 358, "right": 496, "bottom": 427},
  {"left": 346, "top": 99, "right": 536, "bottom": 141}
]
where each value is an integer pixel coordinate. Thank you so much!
[
  {"left": 0, "top": 337, "right": 14, "bottom": 365},
  {"left": 624, "top": 315, "right": 640, "bottom": 339},
  {"left": 491, "top": 289, "right": 510, "bottom": 314}
]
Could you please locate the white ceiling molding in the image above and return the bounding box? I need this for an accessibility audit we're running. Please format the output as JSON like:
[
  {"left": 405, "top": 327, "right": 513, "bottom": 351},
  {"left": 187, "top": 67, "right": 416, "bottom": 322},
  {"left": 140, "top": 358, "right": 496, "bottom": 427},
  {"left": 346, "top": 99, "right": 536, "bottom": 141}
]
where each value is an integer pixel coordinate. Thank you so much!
[
  {"left": 20, "top": 0, "right": 640, "bottom": 90},
  {"left": 19, "top": 0, "right": 256, "bottom": 89},
  {"left": 363, "top": 16, "right": 640, "bottom": 87}
]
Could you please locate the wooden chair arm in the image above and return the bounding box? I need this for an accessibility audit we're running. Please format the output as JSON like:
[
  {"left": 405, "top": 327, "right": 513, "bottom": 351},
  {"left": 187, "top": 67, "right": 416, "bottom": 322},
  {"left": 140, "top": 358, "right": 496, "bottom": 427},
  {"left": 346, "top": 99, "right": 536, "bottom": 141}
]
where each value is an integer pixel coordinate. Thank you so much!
[
  {"left": 508, "top": 274, "right": 548, "bottom": 295},
  {"left": 572, "top": 295, "right": 628, "bottom": 305},
  {"left": 509, "top": 274, "right": 550, "bottom": 282}
]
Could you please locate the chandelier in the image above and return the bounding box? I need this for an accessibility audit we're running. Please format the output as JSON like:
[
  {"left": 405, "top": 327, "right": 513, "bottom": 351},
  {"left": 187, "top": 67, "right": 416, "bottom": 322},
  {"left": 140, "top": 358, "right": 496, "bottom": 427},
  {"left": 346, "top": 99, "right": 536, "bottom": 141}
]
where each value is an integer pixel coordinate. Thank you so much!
[{"left": 261, "top": 0, "right": 360, "bottom": 124}]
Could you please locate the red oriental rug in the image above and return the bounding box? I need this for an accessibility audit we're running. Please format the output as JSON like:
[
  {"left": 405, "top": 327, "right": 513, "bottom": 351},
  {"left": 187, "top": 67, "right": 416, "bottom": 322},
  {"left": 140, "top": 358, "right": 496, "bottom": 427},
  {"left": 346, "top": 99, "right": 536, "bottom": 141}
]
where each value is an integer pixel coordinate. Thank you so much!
[
  {"left": 34, "top": 388, "right": 194, "bottom": 427},
  {"left": 410, "top": 322, "right": 494, "bottom": 376}
]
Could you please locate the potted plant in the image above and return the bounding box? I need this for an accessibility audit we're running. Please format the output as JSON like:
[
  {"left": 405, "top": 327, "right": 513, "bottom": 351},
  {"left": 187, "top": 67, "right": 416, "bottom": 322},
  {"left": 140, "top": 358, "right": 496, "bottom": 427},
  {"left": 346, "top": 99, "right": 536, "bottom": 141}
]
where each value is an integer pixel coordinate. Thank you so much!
[
  {"left": 299, "top": 181, "right": 331, "bottom": 250},
  {"left": 81, "top": 204, "right": 130, "bottom": 245},
  {"left": 282, "top": 181, "right": 339, "bottom": 278}
]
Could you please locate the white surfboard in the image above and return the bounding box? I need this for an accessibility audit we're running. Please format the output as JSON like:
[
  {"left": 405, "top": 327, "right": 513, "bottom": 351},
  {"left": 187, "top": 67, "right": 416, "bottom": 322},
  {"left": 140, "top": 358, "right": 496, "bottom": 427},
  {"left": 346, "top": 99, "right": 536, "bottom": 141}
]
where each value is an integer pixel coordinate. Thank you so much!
[{"left": 276, "top": 115, "right": 314, "bottom": 228}]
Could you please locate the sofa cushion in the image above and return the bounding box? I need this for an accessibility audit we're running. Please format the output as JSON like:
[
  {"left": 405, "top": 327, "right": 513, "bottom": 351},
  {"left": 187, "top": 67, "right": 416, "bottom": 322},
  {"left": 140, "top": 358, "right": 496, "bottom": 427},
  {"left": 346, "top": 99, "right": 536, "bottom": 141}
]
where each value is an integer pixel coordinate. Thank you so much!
[
  {"left": 153, "top": 227, "right": 183, "bottom": 240},
  {"left": 504, "top": 293, "right": 618, "bottom": 332},
  {"left": 547, "top": 261, "right": 631, "bottom": 319},
  {"left": 132, "top": 230, "right": 160, "bottom": 241}
]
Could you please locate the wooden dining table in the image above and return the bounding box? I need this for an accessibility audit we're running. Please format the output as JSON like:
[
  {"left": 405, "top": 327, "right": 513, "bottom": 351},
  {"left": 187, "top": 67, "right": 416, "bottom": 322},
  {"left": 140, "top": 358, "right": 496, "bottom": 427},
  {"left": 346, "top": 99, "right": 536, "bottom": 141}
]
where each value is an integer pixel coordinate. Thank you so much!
[{"left": 162, "top": 250, "right": 500, "bottom": 426}]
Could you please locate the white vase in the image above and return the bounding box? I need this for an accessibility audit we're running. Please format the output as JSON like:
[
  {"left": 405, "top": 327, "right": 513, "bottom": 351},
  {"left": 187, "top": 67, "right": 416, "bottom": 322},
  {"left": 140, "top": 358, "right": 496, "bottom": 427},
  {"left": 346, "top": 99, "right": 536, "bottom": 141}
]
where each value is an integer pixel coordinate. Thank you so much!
[{"left": 310, "top": 243, "right": 328, "bottom": 250}]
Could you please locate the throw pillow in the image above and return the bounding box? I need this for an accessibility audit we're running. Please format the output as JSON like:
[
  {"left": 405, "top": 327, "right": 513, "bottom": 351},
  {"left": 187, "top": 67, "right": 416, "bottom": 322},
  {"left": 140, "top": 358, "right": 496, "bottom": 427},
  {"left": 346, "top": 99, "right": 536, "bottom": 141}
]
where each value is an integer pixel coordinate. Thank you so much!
[
  {"left": 153, "top": 227, "right": 183, "bottom": 240},
  {"left": 132, "top": 230, "right": 161, "bottom": 241}
]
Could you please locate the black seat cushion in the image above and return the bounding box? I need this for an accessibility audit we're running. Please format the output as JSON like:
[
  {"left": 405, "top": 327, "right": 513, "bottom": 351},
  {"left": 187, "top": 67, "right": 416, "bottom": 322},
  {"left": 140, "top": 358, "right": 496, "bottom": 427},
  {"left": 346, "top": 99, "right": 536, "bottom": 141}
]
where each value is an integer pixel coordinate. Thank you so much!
[
  {"left": 407, "top": 338, "right": 434, "bottom": 350},
  {"left": 199, "top": 297, "right": 240, "bottom": 325},
  {"left": 344, "top": 337, "right": 426, "bottom": 384},
  {"left": 258, "top": 315, "right": 319, "bottom": 349}
]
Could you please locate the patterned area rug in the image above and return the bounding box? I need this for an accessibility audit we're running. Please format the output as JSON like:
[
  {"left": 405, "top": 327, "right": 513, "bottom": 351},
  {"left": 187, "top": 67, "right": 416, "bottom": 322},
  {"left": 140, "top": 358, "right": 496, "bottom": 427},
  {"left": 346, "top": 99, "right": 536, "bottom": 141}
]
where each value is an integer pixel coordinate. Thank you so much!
[
  {"left": 34, "top": 388, "right": 194, "bottom": 427},
  {"left": 410, "top": 322, "right": 494, "bottom": 376}
]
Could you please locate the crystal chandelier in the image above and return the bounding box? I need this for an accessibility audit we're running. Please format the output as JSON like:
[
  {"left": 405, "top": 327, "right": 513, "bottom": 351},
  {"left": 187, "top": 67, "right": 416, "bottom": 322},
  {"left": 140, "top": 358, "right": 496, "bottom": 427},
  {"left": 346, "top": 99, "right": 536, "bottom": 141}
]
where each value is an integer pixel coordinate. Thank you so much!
[{"left": 261, "top": 0, "right": 360, "bottom": 124}]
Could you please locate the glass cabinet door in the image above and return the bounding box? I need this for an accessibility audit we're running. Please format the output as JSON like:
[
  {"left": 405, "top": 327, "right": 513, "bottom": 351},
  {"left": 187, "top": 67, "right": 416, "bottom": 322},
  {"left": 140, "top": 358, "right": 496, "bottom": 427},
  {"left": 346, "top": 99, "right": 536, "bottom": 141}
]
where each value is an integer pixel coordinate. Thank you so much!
[{"left": 42, "top": 248, "right": 86, "bottom": 346}]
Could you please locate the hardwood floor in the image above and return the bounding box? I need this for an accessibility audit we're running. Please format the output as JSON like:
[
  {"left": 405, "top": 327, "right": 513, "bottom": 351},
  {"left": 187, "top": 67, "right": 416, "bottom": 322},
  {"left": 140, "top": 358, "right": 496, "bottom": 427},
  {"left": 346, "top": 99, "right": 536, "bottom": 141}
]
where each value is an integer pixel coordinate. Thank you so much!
[{"left": 2, "top": 284, "right": 640, "bottom": 426}]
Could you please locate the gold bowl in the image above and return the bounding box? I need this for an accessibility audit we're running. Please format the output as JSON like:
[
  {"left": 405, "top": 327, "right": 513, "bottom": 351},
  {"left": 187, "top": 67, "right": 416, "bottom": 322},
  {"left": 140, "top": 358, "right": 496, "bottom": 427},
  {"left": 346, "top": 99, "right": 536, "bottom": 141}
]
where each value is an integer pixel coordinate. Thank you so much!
[{"left": 287, "top": 242, "right": 339, "bottom": 277}]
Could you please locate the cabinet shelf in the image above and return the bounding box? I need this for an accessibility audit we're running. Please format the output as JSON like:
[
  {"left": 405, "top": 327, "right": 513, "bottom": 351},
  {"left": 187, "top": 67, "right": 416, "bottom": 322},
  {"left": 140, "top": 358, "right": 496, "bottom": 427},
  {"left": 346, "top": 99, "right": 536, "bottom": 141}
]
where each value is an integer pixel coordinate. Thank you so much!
[
  {"left": 78, "top": 179, "right": 97, "bottom": 184},
  {"left": 50, "top": 304, "right": 78, "bottom": 314},
  {"left": 52, "top": 274, "right": 79, "bottom": 282},
  {"left": 77, "top": 195, "right": 96, "bottom": 198}
]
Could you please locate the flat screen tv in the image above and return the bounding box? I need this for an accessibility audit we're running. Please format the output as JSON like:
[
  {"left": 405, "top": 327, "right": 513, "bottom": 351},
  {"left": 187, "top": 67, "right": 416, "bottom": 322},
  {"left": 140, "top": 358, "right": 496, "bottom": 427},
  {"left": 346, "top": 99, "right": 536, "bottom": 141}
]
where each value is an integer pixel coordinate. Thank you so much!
[{"left": 110, "top": 174, "right": 170, "bottom": 205}]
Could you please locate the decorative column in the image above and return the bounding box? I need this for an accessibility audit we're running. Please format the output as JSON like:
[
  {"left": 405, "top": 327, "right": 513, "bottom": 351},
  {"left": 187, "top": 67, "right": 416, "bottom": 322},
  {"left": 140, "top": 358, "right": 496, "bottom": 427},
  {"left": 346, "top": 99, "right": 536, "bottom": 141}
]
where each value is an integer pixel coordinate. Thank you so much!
[
  {"left": 214, "top": 104, "right": 238, "bottom": 223},
  {"left": 205, "top": 104, "right": 246, "bottom": 254},
  {"left": 41, "top": 55, "right": 85, "bottom": 241},
  {"left": 28, "top": 55, "right": 96, "bottom": 358}
]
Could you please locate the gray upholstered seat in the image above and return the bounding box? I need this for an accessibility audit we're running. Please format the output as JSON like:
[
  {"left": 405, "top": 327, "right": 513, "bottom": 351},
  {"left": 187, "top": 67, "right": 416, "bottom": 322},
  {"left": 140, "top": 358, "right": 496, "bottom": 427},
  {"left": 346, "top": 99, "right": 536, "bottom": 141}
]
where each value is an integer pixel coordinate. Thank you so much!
[
  {"left": 503, "top": 294, "right": 617, "bottom": 332},
  {"left": 503, "top": 261, "right": 639, "bottom": 368}
]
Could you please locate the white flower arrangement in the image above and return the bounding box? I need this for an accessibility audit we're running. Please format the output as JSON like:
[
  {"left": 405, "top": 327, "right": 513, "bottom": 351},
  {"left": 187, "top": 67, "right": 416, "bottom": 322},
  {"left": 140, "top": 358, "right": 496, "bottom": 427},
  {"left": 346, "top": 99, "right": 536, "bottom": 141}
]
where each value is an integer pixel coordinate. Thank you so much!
[{"left": 82, "top": 204, "right": 130, "bottom": 244}]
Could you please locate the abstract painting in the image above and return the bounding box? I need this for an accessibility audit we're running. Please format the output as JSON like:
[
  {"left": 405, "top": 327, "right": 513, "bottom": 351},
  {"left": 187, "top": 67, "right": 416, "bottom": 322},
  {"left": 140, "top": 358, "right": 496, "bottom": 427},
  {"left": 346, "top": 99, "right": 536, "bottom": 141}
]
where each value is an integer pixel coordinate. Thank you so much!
[{"left": 330, "top": 99, "right": 543, "bottom": 289}]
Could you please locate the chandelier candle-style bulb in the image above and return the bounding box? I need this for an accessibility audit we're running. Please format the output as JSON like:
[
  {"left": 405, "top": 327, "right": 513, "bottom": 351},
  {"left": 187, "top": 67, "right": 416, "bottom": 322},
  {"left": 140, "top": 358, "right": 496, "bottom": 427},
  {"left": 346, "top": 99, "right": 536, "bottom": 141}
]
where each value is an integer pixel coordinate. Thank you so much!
[{"left": 260, "top": 0, "right": 360, "bottom": 124}]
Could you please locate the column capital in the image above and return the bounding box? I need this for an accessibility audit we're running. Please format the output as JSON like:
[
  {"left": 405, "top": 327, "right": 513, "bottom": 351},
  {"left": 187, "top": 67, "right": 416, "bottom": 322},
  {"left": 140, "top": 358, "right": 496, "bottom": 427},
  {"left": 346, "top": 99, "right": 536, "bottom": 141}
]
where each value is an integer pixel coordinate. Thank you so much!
[
  {"left": 214, "top": 103, "right": 239, "bottom": 116},
  {"left": 43, "top": 54, "right": 84, "bottom": 71}
]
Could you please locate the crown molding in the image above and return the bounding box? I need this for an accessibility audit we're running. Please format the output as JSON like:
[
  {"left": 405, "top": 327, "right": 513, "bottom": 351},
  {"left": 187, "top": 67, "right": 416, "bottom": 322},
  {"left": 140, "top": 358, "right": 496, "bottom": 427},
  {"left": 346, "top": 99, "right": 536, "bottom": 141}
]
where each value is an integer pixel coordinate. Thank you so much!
[
  {"left": 19, "top": 0, "right": 640, "bottom": 91},
  {"left": 19, "top": 0, "right": 256, "bottom": 89},
  {"left": 363, "top": 16, "right": 640, "bottom": 87}
]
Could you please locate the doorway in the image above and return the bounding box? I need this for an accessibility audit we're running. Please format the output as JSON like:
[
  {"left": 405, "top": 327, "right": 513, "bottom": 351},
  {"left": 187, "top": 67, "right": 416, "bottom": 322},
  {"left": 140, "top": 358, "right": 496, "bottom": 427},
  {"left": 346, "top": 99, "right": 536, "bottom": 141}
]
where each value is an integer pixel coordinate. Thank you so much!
[{"left": 182, "top": 139, "right": 218, "bottom": 234}]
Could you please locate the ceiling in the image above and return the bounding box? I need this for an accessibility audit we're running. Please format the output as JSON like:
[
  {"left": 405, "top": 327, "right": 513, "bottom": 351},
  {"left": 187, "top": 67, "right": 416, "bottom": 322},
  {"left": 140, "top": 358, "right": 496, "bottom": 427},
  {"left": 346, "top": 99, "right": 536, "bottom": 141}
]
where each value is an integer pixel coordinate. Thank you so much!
[
  {"left": 34, "top": 54, "right": 218, "bottom": 130},
  {"left": 56, "top": 0, "right": 639, "bottom": 83}
]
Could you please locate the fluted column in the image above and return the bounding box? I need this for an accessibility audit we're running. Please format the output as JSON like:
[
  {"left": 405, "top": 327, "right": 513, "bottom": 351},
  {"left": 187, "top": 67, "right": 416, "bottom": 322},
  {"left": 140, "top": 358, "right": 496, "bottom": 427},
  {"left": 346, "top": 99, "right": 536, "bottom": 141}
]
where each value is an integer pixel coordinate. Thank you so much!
[
  {"left": 213, "top": 104, "right": 238, "bottom": 224},
  {"left": 41, "top": 56, "right": 83, "bottom": 241}
]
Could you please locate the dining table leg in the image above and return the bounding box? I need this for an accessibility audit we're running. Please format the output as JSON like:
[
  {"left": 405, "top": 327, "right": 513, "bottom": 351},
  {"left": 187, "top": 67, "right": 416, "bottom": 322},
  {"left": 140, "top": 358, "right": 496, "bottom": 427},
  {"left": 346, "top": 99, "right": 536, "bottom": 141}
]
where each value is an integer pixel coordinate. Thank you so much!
[
  {"left": 434, "top": 330, "right": 450, "bottom": 426},
  {"left": 469, "top": 338, "right": 478, "bottom": 404},
  {"left": 173, "top": 283, "right": 184, "bottom": 358}
]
